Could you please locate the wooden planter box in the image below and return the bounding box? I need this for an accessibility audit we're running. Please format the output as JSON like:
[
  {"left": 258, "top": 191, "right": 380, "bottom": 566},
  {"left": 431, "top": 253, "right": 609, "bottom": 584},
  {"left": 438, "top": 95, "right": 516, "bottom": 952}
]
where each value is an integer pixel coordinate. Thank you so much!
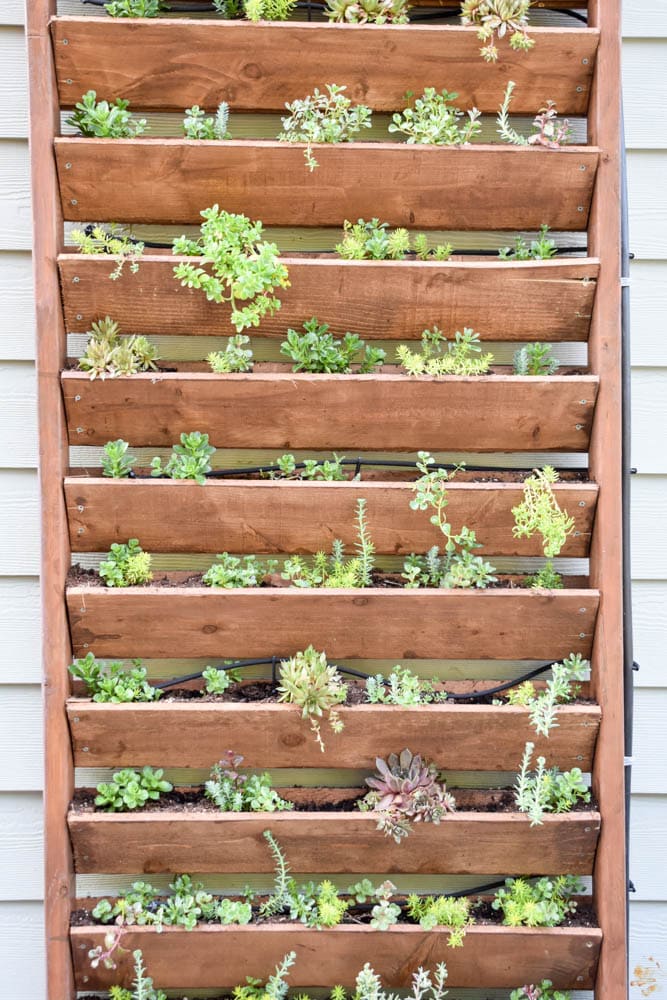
[
  {"left": 61, "top": 371, "right": 599, "bottom": 451},
  {"left": 58, "top": 254, "right": 600, "bottom": 343},
  {"left": 51, "top": 19, "right": 599, "bottom": 115},
  {"left": 55, "top": 140, "right": 599, "bottom": 230},
  {"left": 66, "top": 700, "right": 601, "bottom": 770},
  {"left": 65, "top": 479, "right": 599, "bottom": 557},
  {"left": 71, "top": 924, "right": 602, "bottom": 990},
  {"left": 68, "top": 789, "right": 601, "bottom": 875},
  {"left": 66, "top": 583, "right": 599, "bottom": 659}
]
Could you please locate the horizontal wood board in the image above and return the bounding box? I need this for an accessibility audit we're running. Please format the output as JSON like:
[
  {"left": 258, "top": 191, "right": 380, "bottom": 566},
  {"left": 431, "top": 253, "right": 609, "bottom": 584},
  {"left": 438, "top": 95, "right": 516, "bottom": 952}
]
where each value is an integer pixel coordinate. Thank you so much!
[
  {"left": 66, "top": 584, "right": 600, "bottom": 659},
  {"left": 50, "top": 19, "right": 599, "bottom": 115},
  {"left": 66, "top": 700, "right": 601, "bottom": 769},
  {"left": 64, "top": 479, "right": 598, "bottom": 556},
  {"left": 54, "top": 140, "right": 599, "bottom": 230},
  {"left": 58, "top": 255, "right": 600, "bottom": 342},
  {"left": 61, "top": 372, "right": 599, "bottom": 452},
  {"left": 71, "top": 924, "right": 602, "bottom": 990}
]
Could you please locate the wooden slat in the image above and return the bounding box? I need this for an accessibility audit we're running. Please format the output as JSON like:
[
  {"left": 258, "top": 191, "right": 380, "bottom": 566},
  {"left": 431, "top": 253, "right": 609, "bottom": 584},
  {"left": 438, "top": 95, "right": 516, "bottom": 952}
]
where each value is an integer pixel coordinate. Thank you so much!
[
  {"left": 58, "top": 254, "right": 600, "bottom": 342},
  {"left": 72, "top": 924, "right": 602, "bottom": 990},
  {"left": 55, "top": 140, "right": 600, "bottom": 231},
  {"left": 68, "top": 805, "right": 601, "bottom": 875},
  {"left": 66, "top": 700, "right": 601, "bottom": 770},
  {"left": 66, "top": 583, "right": 599, "bottom": 659},
  {"left": 65, "top": 479, "right": 598, "bottom": 557},
  {"left": 50, "top": 19, "right": 599, "bottom": 116},
  {"left": 61, "top": 371, "right": 599, "bottom": 452}
]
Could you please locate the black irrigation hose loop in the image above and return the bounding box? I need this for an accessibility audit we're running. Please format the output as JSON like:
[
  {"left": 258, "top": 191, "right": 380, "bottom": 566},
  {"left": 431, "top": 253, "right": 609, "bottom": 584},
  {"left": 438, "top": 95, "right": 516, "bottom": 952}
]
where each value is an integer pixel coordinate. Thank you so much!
[{"left": 441, "top": 660, "right": 560, "bottom": 700}]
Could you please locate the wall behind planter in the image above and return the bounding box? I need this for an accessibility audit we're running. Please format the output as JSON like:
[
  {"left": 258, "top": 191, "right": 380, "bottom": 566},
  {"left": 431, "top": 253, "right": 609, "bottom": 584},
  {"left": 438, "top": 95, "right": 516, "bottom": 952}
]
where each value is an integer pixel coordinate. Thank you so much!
[{"left": 0, "top": 0, "right": 665, "bottom": 995}]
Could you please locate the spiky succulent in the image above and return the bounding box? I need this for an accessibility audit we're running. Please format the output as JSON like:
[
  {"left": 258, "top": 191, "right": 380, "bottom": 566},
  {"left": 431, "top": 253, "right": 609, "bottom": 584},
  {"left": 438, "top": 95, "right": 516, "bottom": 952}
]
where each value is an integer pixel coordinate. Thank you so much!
[
  {"left": 461, "top": 0, "right": 534, "bottom": 62},
  {"left": 277, "top": 647, "right": 348, "bottom": 751},
  {"left": 326, "top": 0, "right": 410, "bottom": 24},
  {"left": 360, "top": 748, "right": 456, "bottom": 842}
]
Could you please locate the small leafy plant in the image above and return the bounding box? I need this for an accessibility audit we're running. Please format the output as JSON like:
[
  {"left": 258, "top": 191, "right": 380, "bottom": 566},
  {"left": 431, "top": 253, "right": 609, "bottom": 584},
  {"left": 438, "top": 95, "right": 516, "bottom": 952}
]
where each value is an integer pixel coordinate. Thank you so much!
[
  {"left": 525, "top": 653, "right": 588, "bottom": 737},
  {"left": 280, "top": 318, "right": 385, "bottom": 373},
  {"left": 70, "top": 223, "right": 144, "bottom": 280},
  {"left": 529, "top": 562, "right": 564, "bottom": 590},
  {"left": 511, "top": 982, "right": 571, "bottom": 1000},
  {"left": 403, "top": 452, "right": 497, "bottom": 589},
  {"left": 397, "top": 326, "right": 493, "bottom": 376},
  {"left": 150, "top": 431, "right": 216, "bottom": 484},
  {"left": 265, "top": 453, "right": 347, "bottom": 481},
  {"left": 515, "top": 742, "right": 591, "bottom": 825},
  {"left": 183, "top": 103, "right": 231, "bottom": 140},
  {"left": 499, "top": 225, "right": 557, "bottom": 261},
  {"left": 388, "top": 89, "right": 481, "bottom": 146},
  {"left": 173, "top": 206, "right": 289, "bottom": 332},
  {"left": 69, "top": 653, "right": 160, "bottom": 703},
  {"left": 348, "top": 879, "right": 401, "bottom": 930},
  {"left": 101, "top": 439, "right": 136, "bottom": 478},
  {"left": 335, "top": 218, "right": 452, "bottom": 261},
  {"left": 279, "top": 84, "right": 372, "bottom": 170},
  {"left": 512, "top": 466, "right": 575, "bottom": 558},
  {"left": 497, "top": 82, "right": 572, "bottom": 148},
  {"left": 243, "top": 0, "right": 296, "bottom": 19},
  {"left": 108, "top": 949, "right": 166, "bottom": 1000},
  {"left": 203, "top": 553, "right": 277, "bottom": 588},
  {"left": 365, "top": 665, "right": 447, "bottom": 706},
  {"left": 461, "top": 0, "right": 534, "bottom": 62},
  {"left": 278, "top": 646, "right": 348, "bottom": 751},
  {"left": 93, "top": 875, "right": 252, "bottom": 930},
  {"left": 205, "top": 751, "right": 293, "bottom": 812},
  {"left": 406, "top": 894, "right": 473, "bottom": 946},
  {"left": 326, "top": 0, "right": 410, "bottom": 22},
  {"left": 202, "top": 665, "right": 241, "bottom": 695},
  {"left": 261, "top": 831, "right": 349, "bottom": 928},
  {"left": 105, "top": 0, "right": 165, "bottom": 14},
  {"left": 99, "top": 538, "right": 153, "bottom": 587},
  {"left": 281, "top": 499, "right": 375, "bottom": 588},
  {"left": 513, "top": 342, "right": 560, "bottom": 376},
  {"left": 208, "top": 334, "right": 254, "bottom": 373},
  {"left": 78, "top": 317, "right": 159, "bottom": 379},
  {"left": 95, "top": 767, "right": 173, "bottom": 812},
  {"left": 67, "top": 90, "right": 147, "bottom": 138},
  {"left": 359, "top": 748, "right": 456, "bottom": 843},
  {"left": 492, "top": 876, "right": 583, "bottom": 927}
]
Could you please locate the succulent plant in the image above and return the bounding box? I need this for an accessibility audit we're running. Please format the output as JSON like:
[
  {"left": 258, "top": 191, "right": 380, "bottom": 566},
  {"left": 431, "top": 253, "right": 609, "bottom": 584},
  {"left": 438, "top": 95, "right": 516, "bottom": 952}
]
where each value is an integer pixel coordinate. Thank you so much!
[{"left": 360, "top": 748, "right": 456, "bottom": 842}]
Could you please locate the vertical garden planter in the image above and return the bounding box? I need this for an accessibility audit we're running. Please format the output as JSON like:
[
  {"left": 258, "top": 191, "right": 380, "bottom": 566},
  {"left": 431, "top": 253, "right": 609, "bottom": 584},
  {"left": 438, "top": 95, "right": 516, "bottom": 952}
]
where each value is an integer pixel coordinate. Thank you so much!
[{"left": 28, "top": 0, "right": 626, "bottom": 997}]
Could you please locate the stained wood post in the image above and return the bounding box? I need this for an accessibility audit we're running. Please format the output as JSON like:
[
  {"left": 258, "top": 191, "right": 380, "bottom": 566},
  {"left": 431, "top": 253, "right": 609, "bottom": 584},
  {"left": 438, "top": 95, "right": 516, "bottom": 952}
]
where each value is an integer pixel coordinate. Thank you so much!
[
  {"left": 586, "top": 1, "right": 628, "bottom": 997},
  {"left": 25, "top": 0, "right": 75, "bottom": 997}
]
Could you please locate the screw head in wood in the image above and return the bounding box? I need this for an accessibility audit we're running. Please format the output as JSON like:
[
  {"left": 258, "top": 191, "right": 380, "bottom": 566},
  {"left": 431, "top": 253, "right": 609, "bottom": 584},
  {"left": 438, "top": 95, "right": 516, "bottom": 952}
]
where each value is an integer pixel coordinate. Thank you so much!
[
  {"left": 582, "top": 57, "right": 589, "bottom": 65},
  {"left": 72, "top": 276, "right": 80, "bottom": 283},
  {"left": 73, "top": 717, "right": 80, "bottom": 723},
  {"left": 74, "top": 395, "right": 81, "bottom": 402},
  {"left": 65, "top": 78, "right": 73, "bottom": 85},
  {"left": 576, "top": 85, "right": 583, "bottom": 92},
  {"left": 577, "top": 206, "right": 584, "bottom": 212},
  {"left": 82, "top": 746, "right": 89, "bottom": 753},
  {"left": 62, "top": 38, "right": 69, "bottom": 44},
  {"left": 579, "top": 501, "right": 586, "bottom": 507},
  {"left": 576, "top": 423, "right": 584, "bottom": 430},
  {"left": 71, "top": 199, "right": 78, "bottom": 206},
  {"left": 579, "top": 632, "right": 585, "bottom": 639},
  {"left": 65, "top": 162, "right": 72, "bottom": 170}
]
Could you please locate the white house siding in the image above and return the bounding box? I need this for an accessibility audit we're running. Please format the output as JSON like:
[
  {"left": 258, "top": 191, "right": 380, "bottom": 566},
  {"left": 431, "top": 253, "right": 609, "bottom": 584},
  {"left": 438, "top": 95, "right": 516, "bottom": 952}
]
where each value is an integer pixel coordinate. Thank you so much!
[{"left": 0, "top": 2, "right": 665, "bottom": 997}]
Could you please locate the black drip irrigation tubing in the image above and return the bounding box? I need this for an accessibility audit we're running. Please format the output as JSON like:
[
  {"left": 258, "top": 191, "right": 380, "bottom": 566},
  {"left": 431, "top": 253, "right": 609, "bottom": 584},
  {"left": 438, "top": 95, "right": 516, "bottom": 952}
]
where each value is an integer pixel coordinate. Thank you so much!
[{"left": 153, "top": 655, "right": 563, "bottom": 695}]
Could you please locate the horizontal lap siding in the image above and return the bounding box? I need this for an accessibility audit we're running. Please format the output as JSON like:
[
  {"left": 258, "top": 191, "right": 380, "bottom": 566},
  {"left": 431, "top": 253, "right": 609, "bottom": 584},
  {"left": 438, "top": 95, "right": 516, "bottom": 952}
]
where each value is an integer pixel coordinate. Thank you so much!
[{"left": 0, "top": 13, "right": 665, "bottom": 999}]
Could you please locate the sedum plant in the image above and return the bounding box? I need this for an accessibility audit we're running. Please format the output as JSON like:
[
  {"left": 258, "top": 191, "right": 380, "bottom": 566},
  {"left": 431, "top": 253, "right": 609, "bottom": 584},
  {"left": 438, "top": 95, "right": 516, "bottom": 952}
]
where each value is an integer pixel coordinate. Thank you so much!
[
  {"left": 365, "top": 665, "right": 447, "bottom": 706},
  {"left": 497, "top": 82, "right": 572, "bottom": 148},
  {"left": 99, "top": 538, "right": 153, "bottom": 587},
  {"left": 278, "top": 646, "right": 348, "bottom": 751},
  {"left": 173, "top": 207, "right": 289, "bottom": 332},
  {"left": 205, "top": 751, "right": 293, "bottom": 812},
  {"left": 279, "top": 84, "right": 372, "bottom": 171},
  {"left": 348, "top": 879, "right": 401, "bottom": 930},
  {"left": 265, "top": 453, "right": 347, "bottom": 481},
  {"left": 512, "top": 466, "right": 575, "bottom": 558},
  {"left": 359, "top": 748, "right": 456, "bottom": 843},
  {"left": 511, "top": 982, "right": 571, "bottom": 1000},
  {"left": 105, "top": 0, "right": 165, "bottom": 14},
  {"left": 492, "top": 876, "right": 583, "bottom": 927},
  {"left": 94, "top": 874, "right": 252, "bottom": 931},
  {"left": 513, "top": 342, "right": 560, "bottom": 376},
  {"left": 406, "top": 894, "right": 473, "bottom": 945},
  {"left": 280, "top": 318, "right": 385, "bottom": 373},
  {"left": 95, "top": 767, "right": 173, "bottom": 812},
  {"left": 69, "top": 653, "right": 160, "bottom": 702},
  {"left": 231, "top": 952, "right": 297, "bottom": 1000},
  {"left": 101, "top": 439, "right": 136, "bottom": 478},
  {"left": 71, "top": 223, "right": 144, "bottom": 280},
  {"left": 397, "top": 326, "right": 493, "bottom": 376},
  {"left": 182, "top": 103, "right": 231, "bottom": 140},
  {"left": 529, "top": 563, "right": 564, "bottom": 590},
  {"left": 261, "top": 831, "right": 349, "bottom": 928},
  {"left": 108, "top": 949, "right": 166, "bottom": 1000},
  {"left": 335, "top": 218, "right": 452, "bottom": 261},
  {"left": 499, "top": 225, "right": 557, "bottom": 261},
  {"left": 202, "top": 665, "right": 241, "bottom": 695},
  {"left": 388, "top": 89, "right": 481, "bottom": 145},
  {"left": 350, "top": 962, "right": 449, "bottom": 1000},
  {"left": 208, "top": 334, "right": 254, "bottom": 373},
  {"left": 525, "top": 653, "right": 588, "bottom": 737},
  {"left": 461, "top": 0, "right": 534, "bottom": 62},
  {"left": 67, "top": 90, "right": 147, "bottom": 138},
  {"left": 203, "top": 553, "right": 277, "bottom": 588},
  {"left": 281, "top": 499, "right": 375, "bottom": 588},
  {"left": 403, "top": 452, "right": 497, "bottom": 589},
  {"left": 327, "top": 0, "right": 410, "bottom": 21},
  {"left": 78, "top": 317, "right": 159, "bottom": 379},
  {"left": 515, "top": 742, "right": 590, "bottom": 825},
  {"left": 150, "top": 431, "right": 216, "bottom": 484},
  {"left": 243, "top": 0, "right": 296, "bottom": 19}
]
